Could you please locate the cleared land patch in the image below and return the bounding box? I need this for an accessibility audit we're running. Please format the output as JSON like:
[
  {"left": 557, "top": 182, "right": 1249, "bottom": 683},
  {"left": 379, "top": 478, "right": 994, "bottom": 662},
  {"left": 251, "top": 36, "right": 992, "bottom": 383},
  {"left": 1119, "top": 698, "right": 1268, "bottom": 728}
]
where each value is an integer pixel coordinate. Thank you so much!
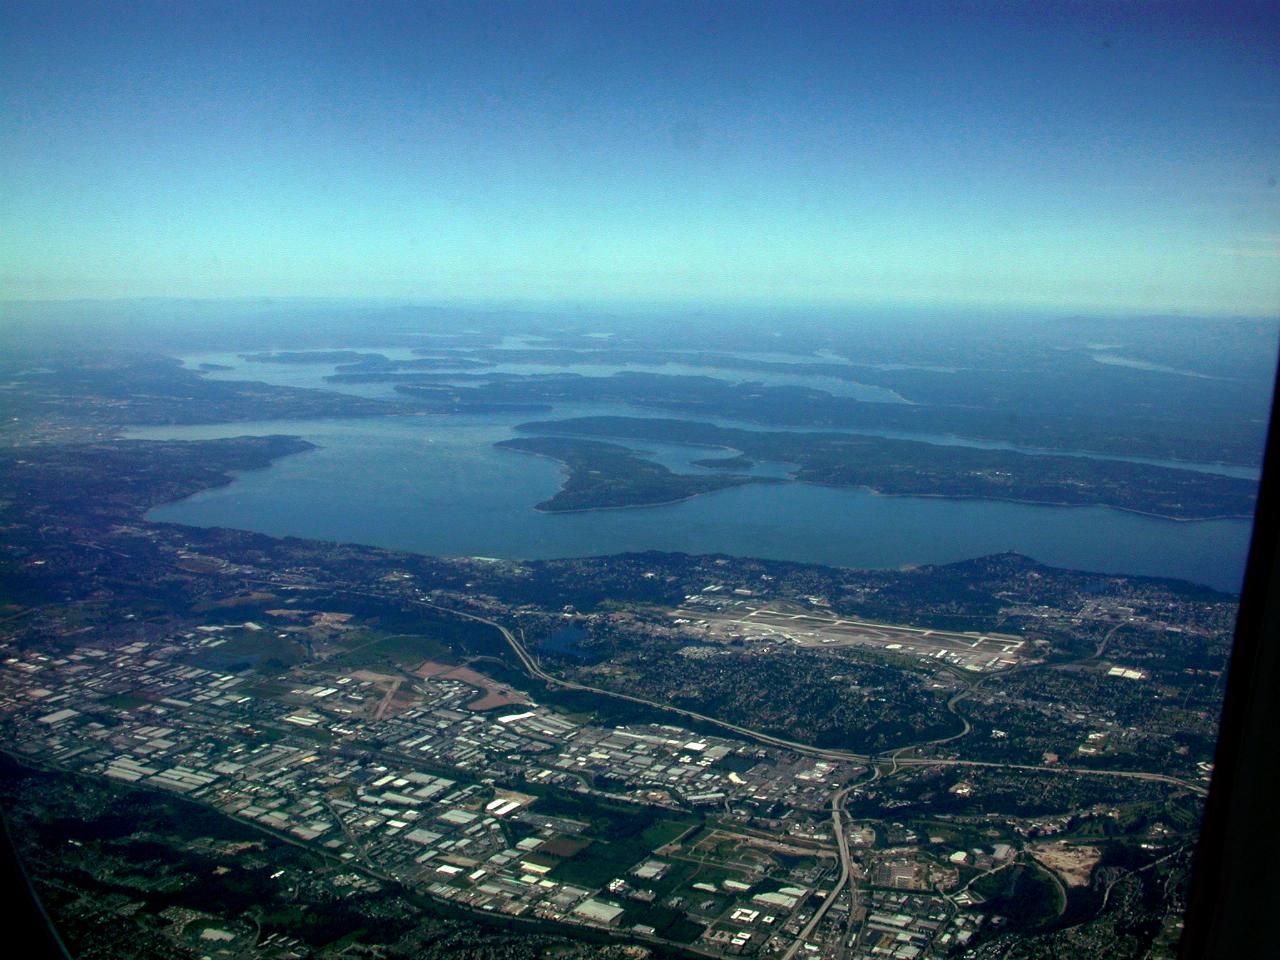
[
  {"left": 415, "top": 660, "right": 531, "bottom": 711},
  {"left": 1027, "top": 840, "right": 1103, "bottom": 887}
]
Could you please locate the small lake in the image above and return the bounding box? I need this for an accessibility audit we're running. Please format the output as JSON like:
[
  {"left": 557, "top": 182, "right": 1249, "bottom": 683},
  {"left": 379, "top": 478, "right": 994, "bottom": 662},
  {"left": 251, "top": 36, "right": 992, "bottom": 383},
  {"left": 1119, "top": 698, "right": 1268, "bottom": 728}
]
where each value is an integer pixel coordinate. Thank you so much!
[{"left": 542, "top": 624, "right": 590, "bottom": 658}]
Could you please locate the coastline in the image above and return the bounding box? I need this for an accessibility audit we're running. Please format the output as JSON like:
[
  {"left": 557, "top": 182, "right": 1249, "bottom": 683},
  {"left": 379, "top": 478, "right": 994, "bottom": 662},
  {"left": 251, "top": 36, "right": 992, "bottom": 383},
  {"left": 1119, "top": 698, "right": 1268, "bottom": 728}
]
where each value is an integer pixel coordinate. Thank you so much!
[{"left": 503, "top": 443, "right": 1251, "bottom": 523}]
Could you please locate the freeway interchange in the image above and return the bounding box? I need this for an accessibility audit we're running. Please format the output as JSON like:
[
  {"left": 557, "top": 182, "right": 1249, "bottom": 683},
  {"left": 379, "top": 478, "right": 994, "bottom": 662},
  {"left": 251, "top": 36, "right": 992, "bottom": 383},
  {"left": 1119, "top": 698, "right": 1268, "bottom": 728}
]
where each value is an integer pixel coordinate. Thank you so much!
[{"left": 410, "top": 593, "right": 1208, "bottom": 959}]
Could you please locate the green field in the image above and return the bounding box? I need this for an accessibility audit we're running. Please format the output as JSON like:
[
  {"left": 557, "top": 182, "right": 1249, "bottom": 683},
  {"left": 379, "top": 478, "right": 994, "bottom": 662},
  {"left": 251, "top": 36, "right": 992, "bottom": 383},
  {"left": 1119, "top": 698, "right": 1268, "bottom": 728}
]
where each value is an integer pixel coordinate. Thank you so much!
[
  {"left": 544, "top": 805, "right": 700, "bottom": 890},
  {"left": 329, "top": 630, "right": 457, "bottom": 668},
  {"left": 187, "top": 630, "right": 307, "bottom": 673},
  {"left": 970, "top": 862, "right": 1065, "bottom": 931}
]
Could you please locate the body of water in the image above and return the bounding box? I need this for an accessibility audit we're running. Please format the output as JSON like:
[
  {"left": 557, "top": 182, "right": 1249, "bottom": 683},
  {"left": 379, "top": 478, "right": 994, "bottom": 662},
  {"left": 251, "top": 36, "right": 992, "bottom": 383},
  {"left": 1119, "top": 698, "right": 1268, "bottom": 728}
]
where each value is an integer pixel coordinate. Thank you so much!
[
  {"left": 178, "top": 352, "right": 1259, "bottom": 480},
  {"left": 129, "top": 412, "right": 1251, "bottom": 593}
]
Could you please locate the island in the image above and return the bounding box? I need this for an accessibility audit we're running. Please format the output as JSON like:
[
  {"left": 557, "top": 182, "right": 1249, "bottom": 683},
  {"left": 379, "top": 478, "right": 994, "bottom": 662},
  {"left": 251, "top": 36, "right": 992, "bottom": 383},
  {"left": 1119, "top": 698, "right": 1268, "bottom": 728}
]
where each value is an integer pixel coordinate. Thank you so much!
[
  {"left": 0, "top": 412, "right": 1230, "bottom": 960},
  {"left": 0, "top": 338, "right": 1245, "bottom": 960},
  {"left": 510, "top": 416, "right": 1258, "bottom": 521},
  {"left": 496, "top": 435, "right": 765, "bottom": 511},
  {"left": 316, "top": 362, "right": 1268, "bottom": 466},
  {"left": 240, "top": 350, "right": 392, "bottom": 364}
]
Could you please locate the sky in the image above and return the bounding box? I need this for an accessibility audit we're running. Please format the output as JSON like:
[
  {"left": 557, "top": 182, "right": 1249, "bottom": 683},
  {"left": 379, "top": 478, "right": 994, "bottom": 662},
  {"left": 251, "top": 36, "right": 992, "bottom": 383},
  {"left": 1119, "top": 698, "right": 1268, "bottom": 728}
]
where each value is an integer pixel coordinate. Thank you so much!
[{"left": 1, "top": 1, "right": 1278, "bottom": 315}]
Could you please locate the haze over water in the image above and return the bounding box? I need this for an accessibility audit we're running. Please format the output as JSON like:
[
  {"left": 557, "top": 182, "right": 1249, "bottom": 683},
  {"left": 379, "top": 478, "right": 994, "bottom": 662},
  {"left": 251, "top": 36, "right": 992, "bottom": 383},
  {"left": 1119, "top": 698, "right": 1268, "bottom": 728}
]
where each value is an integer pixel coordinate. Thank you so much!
[
  {"left": 6, "top": 3, "right": 1272, "bottom": 597},
  {"left": 128, "top": 352, "right": 1253, "bottom": 593}
]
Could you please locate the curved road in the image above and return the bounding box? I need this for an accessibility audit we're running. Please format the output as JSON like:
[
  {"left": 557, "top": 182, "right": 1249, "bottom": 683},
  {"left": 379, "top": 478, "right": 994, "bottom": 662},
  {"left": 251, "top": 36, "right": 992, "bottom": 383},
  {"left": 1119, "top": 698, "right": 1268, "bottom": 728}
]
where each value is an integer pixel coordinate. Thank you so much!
[
  {"left": 780, "top": 777, "right": 866, "bottom": 960},
  {"left": 419, "top": 598, "right": 1208, "bottom": 797}
]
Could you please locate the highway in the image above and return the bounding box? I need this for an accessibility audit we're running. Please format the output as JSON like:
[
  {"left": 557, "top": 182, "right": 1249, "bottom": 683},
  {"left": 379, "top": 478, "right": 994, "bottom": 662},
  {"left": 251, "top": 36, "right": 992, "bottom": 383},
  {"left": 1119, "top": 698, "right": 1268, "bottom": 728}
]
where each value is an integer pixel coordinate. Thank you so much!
[
  {"left": 781, "top": 782, "right": 857, "bottom": 960},
  {"left": 418, "top": 597, "right": 1209, "bottom": 797}
]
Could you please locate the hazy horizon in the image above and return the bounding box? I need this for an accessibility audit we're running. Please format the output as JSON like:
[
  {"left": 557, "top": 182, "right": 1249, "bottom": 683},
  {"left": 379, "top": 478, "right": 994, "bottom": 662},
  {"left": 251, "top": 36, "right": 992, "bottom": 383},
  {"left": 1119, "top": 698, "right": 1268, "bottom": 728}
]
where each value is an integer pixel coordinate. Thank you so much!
[
  {"left": 3, "top": 2, "right": 1278, "bottom": 316},
  {"left": 3, "top": 294, "right": 1279, "bottom": 323}
]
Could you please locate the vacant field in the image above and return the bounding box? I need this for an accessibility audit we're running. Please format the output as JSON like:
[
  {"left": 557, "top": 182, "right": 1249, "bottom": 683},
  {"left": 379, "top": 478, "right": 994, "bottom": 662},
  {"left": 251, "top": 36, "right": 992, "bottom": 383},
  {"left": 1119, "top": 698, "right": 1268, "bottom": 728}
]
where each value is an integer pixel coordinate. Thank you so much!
[
  {"left": 414, "top": 660, "right": 531, "bottom": 711},
  {"left": 1028, "top": 840, "right": 1103, "bottom": 887},
  {"left": 330, "top": 631, "right": 456, "bottom": 668}
]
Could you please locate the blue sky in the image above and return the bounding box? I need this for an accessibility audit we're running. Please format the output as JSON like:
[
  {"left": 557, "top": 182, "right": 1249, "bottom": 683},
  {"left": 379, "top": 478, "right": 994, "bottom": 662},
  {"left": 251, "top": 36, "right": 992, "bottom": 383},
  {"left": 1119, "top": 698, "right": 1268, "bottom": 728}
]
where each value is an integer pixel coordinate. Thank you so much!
[{"left": 2, "top": 1, "right": 1277, "bottom": 314}]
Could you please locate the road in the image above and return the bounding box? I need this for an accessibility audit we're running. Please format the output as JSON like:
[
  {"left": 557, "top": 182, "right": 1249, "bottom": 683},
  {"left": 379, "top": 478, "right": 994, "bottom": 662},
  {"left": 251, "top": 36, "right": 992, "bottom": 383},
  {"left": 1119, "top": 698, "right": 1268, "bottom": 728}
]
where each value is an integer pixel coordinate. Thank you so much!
[
  {"left": 416, "top": 597, "right": 1208, "bottom": 797},
  {"left": 781, "top": 782, "right": 857, "bottom": 960}
]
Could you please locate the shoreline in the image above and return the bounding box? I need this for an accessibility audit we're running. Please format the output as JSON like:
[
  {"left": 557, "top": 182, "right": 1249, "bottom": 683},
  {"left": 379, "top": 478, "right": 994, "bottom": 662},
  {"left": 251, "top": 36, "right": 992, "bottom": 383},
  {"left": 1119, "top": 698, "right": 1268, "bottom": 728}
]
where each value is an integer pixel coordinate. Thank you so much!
[
  {"left": 496, "top": 440, "right": 769, "bottom": 514},
  {"left": 504, "top": 443, "right": 1251, "bottom": 523}
]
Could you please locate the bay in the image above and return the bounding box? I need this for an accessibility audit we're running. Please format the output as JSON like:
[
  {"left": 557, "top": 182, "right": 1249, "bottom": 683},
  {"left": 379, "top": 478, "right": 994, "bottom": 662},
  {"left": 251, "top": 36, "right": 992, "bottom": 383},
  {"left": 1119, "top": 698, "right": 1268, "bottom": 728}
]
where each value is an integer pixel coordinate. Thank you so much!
[
  {"left": 128, "top": 413, "right": 1251, "bottom": 593},
  {"left": 178, "top": 351, "right": 1260, "bottom": 479}
]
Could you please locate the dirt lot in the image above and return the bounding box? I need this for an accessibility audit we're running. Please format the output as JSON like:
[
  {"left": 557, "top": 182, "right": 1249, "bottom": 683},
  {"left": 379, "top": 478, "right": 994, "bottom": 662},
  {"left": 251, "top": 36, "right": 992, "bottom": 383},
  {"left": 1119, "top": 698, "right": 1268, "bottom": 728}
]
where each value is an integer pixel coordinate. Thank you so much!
[
  {"left": 1028, "top": 840, "right": 1103, "bottom": 887},
  {"left": 415, "top": 660, "right": 531, "bottom": 711}
]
